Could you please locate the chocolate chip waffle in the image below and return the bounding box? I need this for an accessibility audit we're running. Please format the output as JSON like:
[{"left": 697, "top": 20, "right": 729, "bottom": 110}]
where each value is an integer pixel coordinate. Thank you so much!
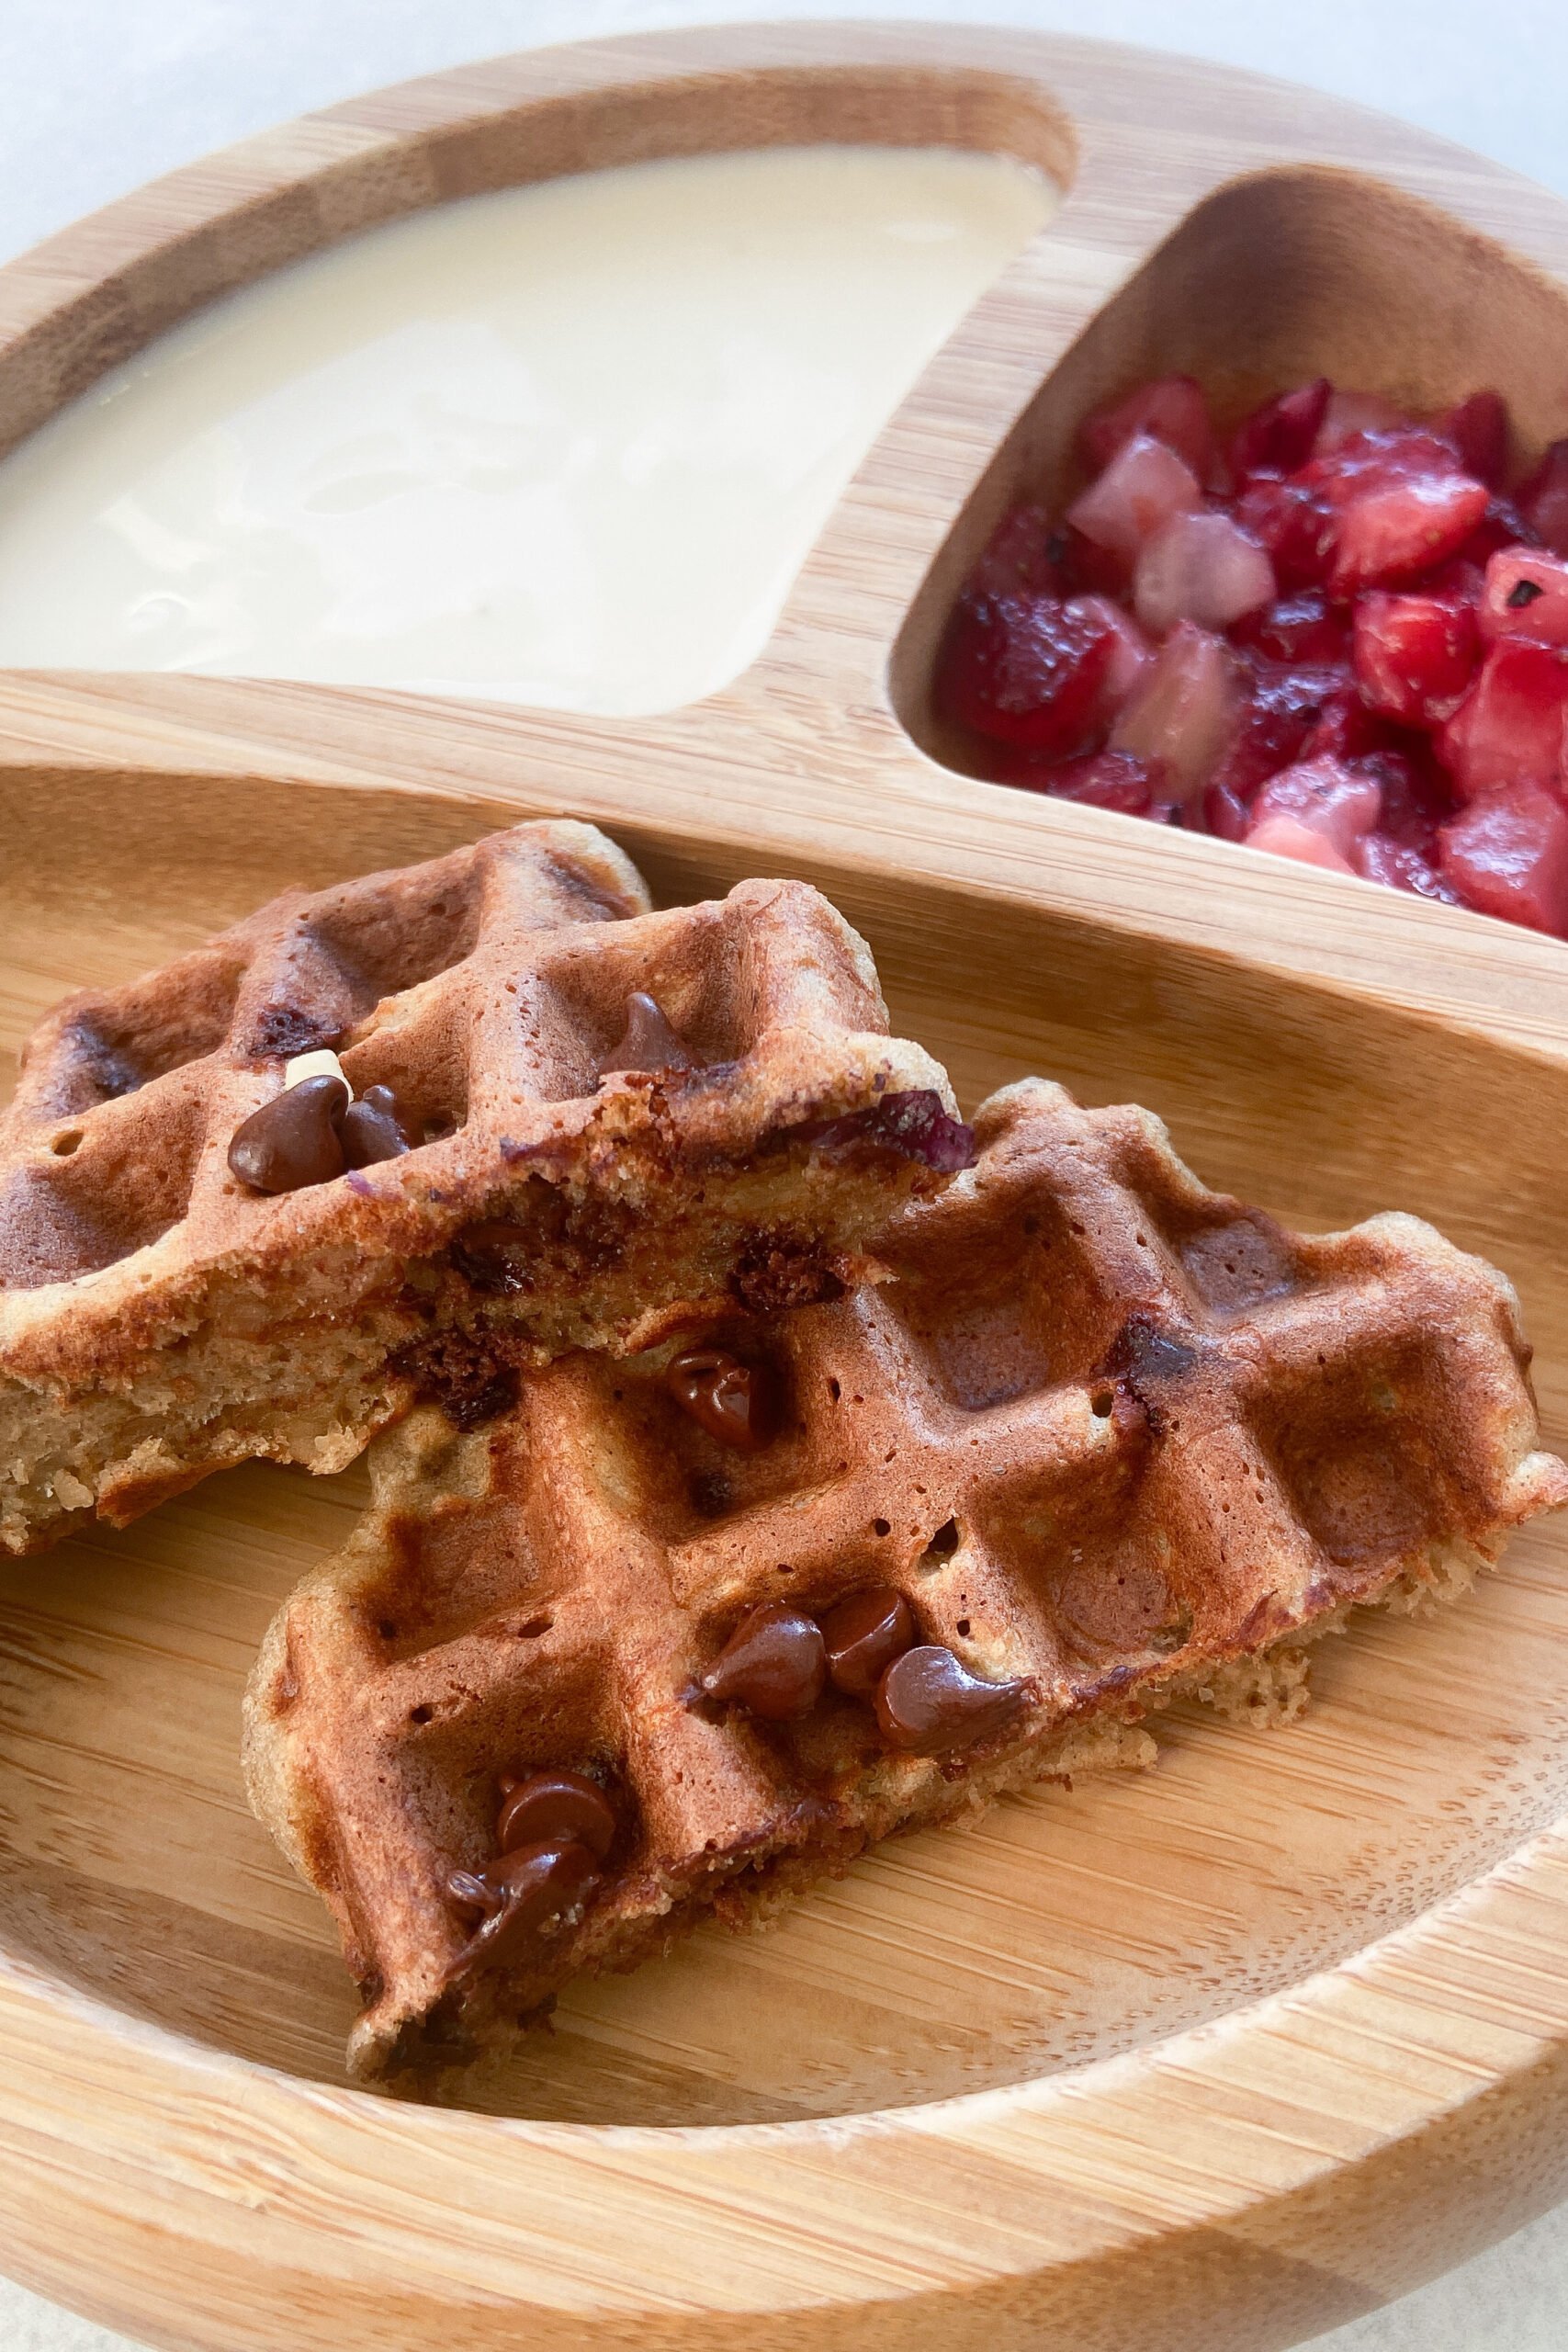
[
  {"left": 0, "top": 820, "right": 966, "bottom": 1554},
  {"left": 245, "top": 1077, "right": 1568, "bottom": 2084}
]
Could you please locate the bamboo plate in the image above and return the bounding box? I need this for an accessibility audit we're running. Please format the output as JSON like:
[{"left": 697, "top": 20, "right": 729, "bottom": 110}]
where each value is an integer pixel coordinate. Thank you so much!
[{"left": 3, "top": 21, "right": 1568, "bottom": 2352}]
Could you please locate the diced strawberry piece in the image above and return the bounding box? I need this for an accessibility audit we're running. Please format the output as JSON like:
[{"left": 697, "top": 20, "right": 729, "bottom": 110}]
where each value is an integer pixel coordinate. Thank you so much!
[
  {"left": 1078, "top": 375, "right": 1217, "bottom": 485},
  {"left": 1356, "top": 832, "right": 1464, "bottom": 902},
  {"left": 1329, "top": 465, "right": 1489, "bottom": 594},
  {"left": 1069, "top": 593, "right": 1153, "bottom": 711},
  {"left": 1352, "top": 590, "right": 1479, "bottom": 723},
  {"left": 1437, "top": 639, "right": 1568, "bottom": 799},
  {"left": 1055, "top": 523, "right": 1131, "bottom": 598},
  {"left": 1301, "top": 680, "right": 1392, "bottom": 764},
  {"left": 969, "top": 503, "right": 1064, "bottom": 598},
  {"left": 1066, "top": 435, "right": 1202, "bottom": 567},
  {"left": 1438, "top": 783, "right": 1568, "bottom": 932},
  {"left": 1211, "top": 659, "right": 1350, "bottom": 800},
  {"left": 1230, "top": 590, "right": 1349, "bottom": 665},
  {"left": 1228, "top": 378, "right": 1331, "bottom": 481},
  {"left": 1234, "top": 474, "right": 1337, "bottom": 592},
  {"left": 935, "top": 592, "right": 1116, "bottom": 752},
  {"left": 1036, "top": 750, "right": 1166, "bottom": 812},
  {"left": 1133, "top": 510, "right": 1275, "bottom": 635},
  {"left": 1203, "top": 776, "right": 1253, "bottom": 841},
  {"left": 1313, "top": 390, "right": 1407, "bottom": 452},
  {"left": 1517, "top": 440, "right": 1568, "bottom": 558},
  {"left": 1352, "top": 745, "right": 1452, "bottom": 857},
  {"left": 1109, "top": 621, "right": 1238, "bottom": 802},
  {"left": 1450, "top": 495, "right": 1540, "bottom": 571},
  {"left": 1244, "top": 813, "right": 1357, "bottom": 875},
  {"left": 1251, "top": 754, "right": 1382, "bottom": 857},
  {"left": 1439, "top": 391, "right": 1509, "bottom": 490},
  {"left": 1479, "top": 547, "right": 1568, "bottom": 646}
]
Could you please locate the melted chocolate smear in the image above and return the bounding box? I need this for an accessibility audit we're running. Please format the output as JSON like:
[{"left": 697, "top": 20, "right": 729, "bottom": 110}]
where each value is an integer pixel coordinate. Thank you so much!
[
  {"left": 668, "top": 1348, "right": 772, "bottom": 1450},
  {"left": 497, "top": 1770, "right": 616, "bottom": 1861},
  {"left": 449, "top": 1220, "right": 533, "bottom": 1295},
  {"left": 1100, "top": 1313, "right": 1200, "bottom": 1385},
  {"left": 398, "top": 1330, "right": 521, "bottom": 1432},
  {"left": 700, "top": 1601, "right": 826, "bottom": 1720},
  {"left": 227, "top": 1074, "right": 348, "bottom": 1193},
  {"left": 874, "top": 1645, "right": 1027, "bottom": 1755},
  {"left": 446, "top": 1839, "right": 600, "bottom": 1982},
  {"left": 785, "top": 1090, "right": 977, "bottom": 1173},
  {"left": 729, "top": 1230, "right": 845, "bottom": 1314},
  {"left": 600, "top": 991, "right": 694, "bottom": 1080},
  {"left": 821, "top": 1585, "right": 914, "bottom": 1696}
]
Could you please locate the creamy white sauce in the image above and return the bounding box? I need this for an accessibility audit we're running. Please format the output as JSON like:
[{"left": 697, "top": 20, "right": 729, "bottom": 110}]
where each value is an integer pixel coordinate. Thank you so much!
[{"left": 0, "top": 146, "right": 1051, "bottom": 713}]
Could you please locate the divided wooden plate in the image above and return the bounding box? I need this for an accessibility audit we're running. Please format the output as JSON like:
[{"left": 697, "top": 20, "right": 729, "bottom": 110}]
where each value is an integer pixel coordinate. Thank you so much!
[{"left": 3, "top": 22, "right": 1568, "bottom": 2352}]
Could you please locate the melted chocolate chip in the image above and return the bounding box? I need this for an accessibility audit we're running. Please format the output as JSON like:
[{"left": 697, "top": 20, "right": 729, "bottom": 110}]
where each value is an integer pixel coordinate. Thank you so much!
[
  {"left": 497, "top": 1770, "right": 616, "bottom": 1861},
  {"left": 227, "top": 1073, "right": 348, "bottom": 1193},
  {"left": 446, "top": 1868, "right": 496, "bottom": 1923},
  {"left": 783, "top": 1090, "right": 977, "bottom": 1173},
  {"left": 821, "top": 1585, "right": 915, "bottom": 1696},
  {"left": 668, "top": 1348, "right": 771, "bottom": 1450},
  {"left": 342, "top": 1081, "right": 423, "bottom": 1166},
  {"left": 601, "top": 991, "right": 693, "bottom": 1080},
  {"left": 446, "top": 1839, "right": 600, "bottom": 1980},
  {"left": 449, "top": 1220, "right": 533, "bottom": 1295},
  {"left": 700, "top": 1600, "right": 826, "bottom": 1720},
  {"left": 1100, "top": 1314, "right": 1199, "bottom": 1385},
  {"left": 874, "top": 1645, "right": 1027, "bottom": 1755}
]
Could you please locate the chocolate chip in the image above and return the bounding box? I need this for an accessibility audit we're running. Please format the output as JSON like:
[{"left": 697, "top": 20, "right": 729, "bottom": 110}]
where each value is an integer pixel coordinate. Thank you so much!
[
  {"left": 341, "top": 1081, "right": 423, "bottom": 1166},
  {"left": 449, "top": 1220, "right": 532, "bottom": 1294},
  {"left": 701, "top": 1600, "right": 826, "bottom": 1719},
  {"left": 446, "top": 1868, "right": 496, "bottom": 1923},
  {"left": 227, "top": 1073, "right": 348, "bottom": 1193},
  {"left": 668, "top": 1348, "right": 771, "bottom": 1450},
  {"left": 497, "top": 1770, "right": 615, "bottom": 1861},
  {"left": 874, "top": 1645, "right": 1027, "bottom": 1755},
  {"left": 446, "top": 1839, "right": 600, "bottom": 1980},
  {"left": 821, "top": 1585, "right": 914, "bottom": 1696},
  {"left": 601, "top": 991, "right": 693, "bottom": 1079}
]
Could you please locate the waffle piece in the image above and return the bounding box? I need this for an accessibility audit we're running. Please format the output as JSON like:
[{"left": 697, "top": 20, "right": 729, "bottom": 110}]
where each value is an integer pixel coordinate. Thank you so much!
[
  {"left": 0, "top": 821, "right": 965, "bottom": 1555},
  {"left": 245, "top": 1077, "right": 1568, "bottom": 2083}
]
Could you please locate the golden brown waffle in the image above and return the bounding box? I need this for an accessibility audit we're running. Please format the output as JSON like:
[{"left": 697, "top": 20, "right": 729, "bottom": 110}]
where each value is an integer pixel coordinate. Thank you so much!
[
  {"left": 245, "top": 1077, "right": 1568, "bottom": 2084},
  {"left": 0, "top": 820, "right": 965, "bottom": 1554}
]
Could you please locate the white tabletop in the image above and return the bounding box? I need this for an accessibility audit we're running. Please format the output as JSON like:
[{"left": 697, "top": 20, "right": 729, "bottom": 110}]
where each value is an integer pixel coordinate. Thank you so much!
[{"left": 1, "top": 2, "right": 1564, "bottom": 2346}]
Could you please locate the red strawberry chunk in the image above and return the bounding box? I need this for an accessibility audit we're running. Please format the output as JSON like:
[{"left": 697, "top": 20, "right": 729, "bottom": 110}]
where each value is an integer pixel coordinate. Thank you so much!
[
  {"left": 1133, "top": 509, "right": 1275, "bottom": 635},
  {"left": 1329, "top": 463, "right": 1489, "bottom": 594},
  {"left": 1230, "top": 590, "right": 1349, "bottom": 665},
  {"left": 1250, "top": 754, "right": 1382, "bottom": 857},
  {"left": 1203, "top": 775, "right": 1252, "bottom": 841},
  {"left": 1234, "top": 474, "right": 1337, "bottom": 592},
  {"left": 1228, "top": 378, "right": 1331, "bottom": 481},
  {"left": 1352, "top": 590, "right": 1479, "bottom": 724},
  {"left": 1211, "top": 658, "right": 1350, "bottom": 799},
  {"left": 1314, "top": 390, "right": 1406, "bottom": 452},
  {"left": 1517, "top": 440, "right": 1568, "bottom": 558},
  {"left": 1479, "top": 547, "right": 1568, "bottom": 647},
  {"left": 1066, "top": 434, "right": 1202, "bottom": 567},
  {"left": 1438, "top": 784, "right": 1568, "bottom": 932},
  {"left": 1352, "top": 746, "right": 1451, "bottom": 857},
  {"left": 1438, "top": 639, "right": 1568, "bottom": 800},
  {"left": 936, "top": 591, "right": 1119, "bottom": 753},
  {"left": 1078, "top": 374, "right": 1217, "bottom": 484},
  {"left": 1032, "top": 750, "right": 1166, "bottom": 812},
  {"left": 1451, "top": 495, "right": 1540, "bottom": 571},
  {"left": 1356, "top": 833, "right": 1464, "bottom": 902},
  {"left": 1439, "top": 391, "right": 1509, "bottom": 489},
  {"left": 969, "top": 503, "right": 1063, "bottom": 598},
  {"left": 1245, "top": 813, "right": 1357, "bottom": 874},
  {"left": 1109, "top": 621, "right": 1237, "bottom": 802}
]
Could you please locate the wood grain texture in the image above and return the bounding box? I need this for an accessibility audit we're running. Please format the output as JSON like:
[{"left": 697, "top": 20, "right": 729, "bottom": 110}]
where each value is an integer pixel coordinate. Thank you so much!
[{"left": 2, "top": 20, "right": 1568, "bottom": 2352}]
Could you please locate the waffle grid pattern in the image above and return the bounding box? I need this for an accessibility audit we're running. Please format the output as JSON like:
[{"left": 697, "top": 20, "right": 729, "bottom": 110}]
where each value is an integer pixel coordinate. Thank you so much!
[{"left": 247, "top": 1079, "right": 1568, "bottom": 2078}]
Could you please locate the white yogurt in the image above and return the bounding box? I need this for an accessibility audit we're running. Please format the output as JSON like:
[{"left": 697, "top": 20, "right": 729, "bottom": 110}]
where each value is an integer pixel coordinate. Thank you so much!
[{"left": 0, "top": 146, "right": 1051, "bottom": 713}]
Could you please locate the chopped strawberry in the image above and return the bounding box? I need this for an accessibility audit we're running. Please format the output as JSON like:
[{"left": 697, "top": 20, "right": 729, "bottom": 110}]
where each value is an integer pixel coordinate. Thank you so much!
[
  {"left": 1032, "top": 750, "right": 1166, "bottom": 812},
  {"left": 935, "top": 592, "right": 1118, "bottom": 752},
  {"left": 1066, "top": 434, "right": 1203, "bottom": 568},
  {"left": 1356, "top": 833, "right": 1464, "bottom": 902},
  {"left": 1250, "top": 755, "right": 1382, "bottom": 858},
  {"left": 1244, "top": 813, "right": 1357, "bottom": 874},
  {"left": 1517, "top": 440, "right": 1568, "bottom": 557},
  {"left": 1300, "top": 679, "right": 1392, "bottom": 764},
  {"left": 1109, "top": 621, "right": 1238, "bottom": 802},
  {"left": 1211, "top": 658, "right": 1350, "bottom": 799},
  {"left": 1234, "top": 474, "right": 1336, "bottom": 591},
  {"left": 1439, "top": 391, "right": 1509, "bottom": 489},
  {"left": 1438, "top": 639, "right": 1568, "bottom": 799},
  {"left": 969, "top": 503, "right": 1064, "bottom": 598},
  {"left": 1072, "top": 594, "right": 1154, "bottom": 710},
  {"left": 1479, "top": 547, "right": 1568, "bottom": 646},
  {"left": 1133, "top": 510, "right": 1275, "bottom": 635},
  {"left": 1327, "top": 458, "right": 1489, "bottom": 594},
  {"left": 1438, "top": 784, "right": 1568, "bottom": 932},
  {"left": 1078, "top": 374, "right": 1217, "bottom": 485},
  {"left": 1314, "top": 390, "right": 1406, "bottom": 452},
  {"left": 1230, "top": 590, "right": 1349, "bottom": 665},
  {"left": 1450, "top": 495, "right": 1540, "bottom": 571},
  {"left": 1228, "top": 378, "right": 1331, "bottom": 481},
  {"left": 1055, "top": 523, "right": 1132, "bottom": 598},
  {"left": 1203, "top": 775, "right": 1253, "bottom": 841},
  {"left": 1352, "top": 745, "right": 1451, "bottom": 857},
  {"left": 1352, "top": 590, "right": 1479, "bottom": 724}
]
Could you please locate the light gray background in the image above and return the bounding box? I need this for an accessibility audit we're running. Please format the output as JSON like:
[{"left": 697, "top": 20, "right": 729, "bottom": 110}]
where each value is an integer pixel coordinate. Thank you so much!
[{"left": 1, "top": 3, "right": 1563, "bottom": 2346}]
